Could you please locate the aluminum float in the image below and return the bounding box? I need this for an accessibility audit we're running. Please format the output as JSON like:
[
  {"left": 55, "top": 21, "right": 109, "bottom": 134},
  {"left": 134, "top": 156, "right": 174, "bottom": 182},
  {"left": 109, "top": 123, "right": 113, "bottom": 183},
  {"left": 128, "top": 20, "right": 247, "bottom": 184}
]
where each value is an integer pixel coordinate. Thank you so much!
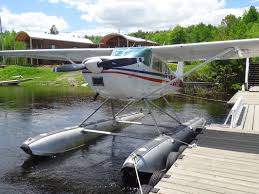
[
  {"left": 21, "top": 112, "right": 144, "bottom": 156},
  {"left": 121, "top": 117, "right": 206, "bottom": 179}
]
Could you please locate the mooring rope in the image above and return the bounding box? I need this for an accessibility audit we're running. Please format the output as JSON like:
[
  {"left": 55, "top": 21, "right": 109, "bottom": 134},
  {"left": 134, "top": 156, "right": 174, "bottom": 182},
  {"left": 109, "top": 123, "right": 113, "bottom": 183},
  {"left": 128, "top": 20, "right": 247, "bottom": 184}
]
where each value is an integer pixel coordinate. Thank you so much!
[
  {"left": 132, "top": 153, "right": 143, "bottom": 194},
  {"left": 173, "top": 137, "right": 198, "bottom": 148},
  {"left": 174, "top": 93, "right": 228, "bottom": 103}
]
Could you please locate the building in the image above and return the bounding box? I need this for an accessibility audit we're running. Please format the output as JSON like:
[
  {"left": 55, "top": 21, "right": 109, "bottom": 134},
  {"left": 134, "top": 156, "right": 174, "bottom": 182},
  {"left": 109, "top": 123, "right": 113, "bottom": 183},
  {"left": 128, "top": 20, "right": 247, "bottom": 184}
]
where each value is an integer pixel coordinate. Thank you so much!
[
  {"left": 16, "top": 31, "right": 94, "bottom": 49},
  {"left": 15, "top": 31, "right": 158, "bottom": 65},
  {"left": 100, "top": 33, "right": 158, "bottom": 47},
  {"left": 15, "top": 31, "right": 94, "bottom": 65}
]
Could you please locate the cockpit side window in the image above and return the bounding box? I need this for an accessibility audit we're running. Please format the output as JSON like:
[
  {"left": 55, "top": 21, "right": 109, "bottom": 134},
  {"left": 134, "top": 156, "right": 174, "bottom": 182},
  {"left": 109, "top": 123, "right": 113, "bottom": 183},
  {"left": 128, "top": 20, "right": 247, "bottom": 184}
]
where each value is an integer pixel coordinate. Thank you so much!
[
  {"left": 151, "top": 57, "right": 170, "bottom": 74},
  {"left": 152, "top": 57, "right": 163, "bottom": 72},
  {"left": 141, "top": 49, "right": 152, "bottom": 66}
]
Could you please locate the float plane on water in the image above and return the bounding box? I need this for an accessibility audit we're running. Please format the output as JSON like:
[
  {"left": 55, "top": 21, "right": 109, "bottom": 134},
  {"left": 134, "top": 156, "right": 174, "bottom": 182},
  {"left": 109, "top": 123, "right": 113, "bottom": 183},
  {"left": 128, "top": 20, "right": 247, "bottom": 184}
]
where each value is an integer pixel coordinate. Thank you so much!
[
  {"left": 1, "top": 38, "right": 259, "bottom": 100},
  {"left": 1, "top": 38, "right": 259, "bottom": 187}
]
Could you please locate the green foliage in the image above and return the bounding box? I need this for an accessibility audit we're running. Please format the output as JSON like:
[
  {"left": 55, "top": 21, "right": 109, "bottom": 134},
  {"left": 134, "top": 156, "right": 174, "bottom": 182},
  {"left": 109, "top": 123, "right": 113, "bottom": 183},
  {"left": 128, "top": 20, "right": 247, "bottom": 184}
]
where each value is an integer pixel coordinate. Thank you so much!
[
  {"left": 186, "top": 23, "right": 217, "bottom": 43},
  {"left": 0, "top": 31, "right": 27, "bottom": 65},
  {"left": 169, "top": 26, "right": 187, "bottom": 44},
  {"left": 85, "top": 35, "right": 102, "bottom": 44},
  {"left": 49, "top": 25, "right": 59, "bottom": 35},
  {"left": 243, "top": 6, "right": 258, "bottom": 24},
  {"left": 0, "top": 65, "right": 61, "bottom": 81},
  {"left": 208, "top": 60, "right": 245, "bottom": 93}
]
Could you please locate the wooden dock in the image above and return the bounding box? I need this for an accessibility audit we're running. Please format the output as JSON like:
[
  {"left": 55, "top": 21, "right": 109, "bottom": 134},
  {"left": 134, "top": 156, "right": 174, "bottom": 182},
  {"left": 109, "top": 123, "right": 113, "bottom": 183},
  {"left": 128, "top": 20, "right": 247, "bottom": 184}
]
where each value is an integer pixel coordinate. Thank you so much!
[{"left": 151, "top": 90, "right": 259, "bottom": 194}]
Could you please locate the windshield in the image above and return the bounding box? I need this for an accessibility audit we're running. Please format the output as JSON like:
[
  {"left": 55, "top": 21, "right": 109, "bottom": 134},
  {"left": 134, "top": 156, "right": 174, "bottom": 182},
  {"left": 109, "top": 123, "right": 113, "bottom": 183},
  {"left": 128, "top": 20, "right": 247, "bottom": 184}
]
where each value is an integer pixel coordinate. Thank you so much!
[{"left": 111, "top": 48, "right": 152, "bottom": 66}]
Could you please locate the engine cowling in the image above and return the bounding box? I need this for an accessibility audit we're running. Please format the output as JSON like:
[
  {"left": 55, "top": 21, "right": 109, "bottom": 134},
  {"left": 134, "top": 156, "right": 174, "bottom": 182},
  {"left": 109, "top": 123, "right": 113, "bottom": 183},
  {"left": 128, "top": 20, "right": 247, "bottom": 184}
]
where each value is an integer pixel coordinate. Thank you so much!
[{"left": 84, "top": 57, "right": 103, "bottom": 73}]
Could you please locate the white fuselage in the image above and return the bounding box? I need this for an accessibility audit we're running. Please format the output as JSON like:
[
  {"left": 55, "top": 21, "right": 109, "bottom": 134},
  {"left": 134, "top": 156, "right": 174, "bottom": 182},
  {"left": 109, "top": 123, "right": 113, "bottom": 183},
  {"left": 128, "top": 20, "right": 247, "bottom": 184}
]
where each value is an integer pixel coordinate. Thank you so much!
[{"left": 82, "top": 62, "right": 182, "bottom": 100}]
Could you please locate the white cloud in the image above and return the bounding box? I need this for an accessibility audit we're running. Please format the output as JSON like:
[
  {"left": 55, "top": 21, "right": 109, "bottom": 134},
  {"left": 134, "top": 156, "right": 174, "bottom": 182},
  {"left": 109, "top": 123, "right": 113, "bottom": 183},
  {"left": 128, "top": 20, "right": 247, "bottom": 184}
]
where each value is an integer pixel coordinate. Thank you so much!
[
  {"left": 46, "top": 0, "right": 247, "bottom": 35},
  {"left": 0, "top": 7, "right": 68, "bottom": 32},
  {"left": 0, "top": 0, "right": 250, "bottom": 35},
  {"left": 72, "top": 27, "right": 119, "bottom": 36}
]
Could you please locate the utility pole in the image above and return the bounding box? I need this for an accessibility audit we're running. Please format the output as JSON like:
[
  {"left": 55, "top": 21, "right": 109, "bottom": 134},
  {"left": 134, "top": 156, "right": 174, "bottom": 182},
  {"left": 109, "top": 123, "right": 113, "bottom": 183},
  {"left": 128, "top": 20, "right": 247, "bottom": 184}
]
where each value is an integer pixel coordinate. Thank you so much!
[{"left": 0, "top": 16, "right": 5, "bottom": 65}]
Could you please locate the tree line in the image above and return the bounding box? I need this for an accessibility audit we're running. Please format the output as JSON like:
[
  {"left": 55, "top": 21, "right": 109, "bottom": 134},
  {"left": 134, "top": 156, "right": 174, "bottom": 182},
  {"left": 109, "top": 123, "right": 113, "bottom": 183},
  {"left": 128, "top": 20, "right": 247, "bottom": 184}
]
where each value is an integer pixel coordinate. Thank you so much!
[
  {"left": 129, "top": 6, "right": 259, "bottom": 93},
  {"left": 129, "top": 6, "right": 259, "bottom": 45}
]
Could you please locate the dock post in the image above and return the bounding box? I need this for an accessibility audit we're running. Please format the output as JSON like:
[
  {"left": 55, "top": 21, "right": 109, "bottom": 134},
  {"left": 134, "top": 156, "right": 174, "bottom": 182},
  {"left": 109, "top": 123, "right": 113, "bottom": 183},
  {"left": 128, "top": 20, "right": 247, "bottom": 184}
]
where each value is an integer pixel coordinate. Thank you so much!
[{"left": 245, "top": 58, "right": 250, "bottom": 90}]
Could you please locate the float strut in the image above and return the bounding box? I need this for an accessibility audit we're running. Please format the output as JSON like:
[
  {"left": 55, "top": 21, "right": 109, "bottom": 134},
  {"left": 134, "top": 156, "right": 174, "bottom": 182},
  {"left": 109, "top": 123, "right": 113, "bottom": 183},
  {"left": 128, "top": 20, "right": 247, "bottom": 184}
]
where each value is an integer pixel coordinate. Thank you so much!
[
  {"left": 148, "top": 100, "right": 182, "bottom": 125},
  {"left": 115, "top": 100, "right": 135, "bottom": 117},
  {"left": 163, "top": 96, "right": 182, "bottom": 124},
  {"left": 144, "top": 99, "right": 162, "bottom": 135},
  {"left": 79, "top": 98, "right": 110, "bottom": 126},
  {"left": 111, "top": 99, "right": 115, "bottom": 120}
]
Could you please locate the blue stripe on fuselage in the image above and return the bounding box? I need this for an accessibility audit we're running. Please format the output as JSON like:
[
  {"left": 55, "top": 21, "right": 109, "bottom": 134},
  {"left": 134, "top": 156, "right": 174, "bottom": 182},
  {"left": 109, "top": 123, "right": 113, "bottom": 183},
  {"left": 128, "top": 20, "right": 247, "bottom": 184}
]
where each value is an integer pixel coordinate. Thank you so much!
[{"left": 111, "top": 67, "right": 167, "bottom": 78}]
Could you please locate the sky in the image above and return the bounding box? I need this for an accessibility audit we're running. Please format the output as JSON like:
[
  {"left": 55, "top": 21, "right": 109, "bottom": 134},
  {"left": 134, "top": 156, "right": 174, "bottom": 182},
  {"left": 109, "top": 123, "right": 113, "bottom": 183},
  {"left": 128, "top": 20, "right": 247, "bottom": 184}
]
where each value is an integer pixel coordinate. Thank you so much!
[{"left": 0, "top": 0, "right": 259, "bottom": 36}]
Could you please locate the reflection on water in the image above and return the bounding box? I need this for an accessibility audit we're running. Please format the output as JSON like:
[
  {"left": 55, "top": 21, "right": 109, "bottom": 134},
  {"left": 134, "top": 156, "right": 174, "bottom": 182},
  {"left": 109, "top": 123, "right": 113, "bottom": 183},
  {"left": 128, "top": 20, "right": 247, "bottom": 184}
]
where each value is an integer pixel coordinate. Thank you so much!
[{"left": 0, "top": 86, "right": 229, "bottom": 194}]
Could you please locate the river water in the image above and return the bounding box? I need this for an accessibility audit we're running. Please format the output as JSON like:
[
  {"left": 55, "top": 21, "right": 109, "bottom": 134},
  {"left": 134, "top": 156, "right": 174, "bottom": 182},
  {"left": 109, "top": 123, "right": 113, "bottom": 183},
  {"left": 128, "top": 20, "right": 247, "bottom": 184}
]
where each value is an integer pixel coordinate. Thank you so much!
[{"left": 0, "top": 86, "right": 229, "bottom": 194}]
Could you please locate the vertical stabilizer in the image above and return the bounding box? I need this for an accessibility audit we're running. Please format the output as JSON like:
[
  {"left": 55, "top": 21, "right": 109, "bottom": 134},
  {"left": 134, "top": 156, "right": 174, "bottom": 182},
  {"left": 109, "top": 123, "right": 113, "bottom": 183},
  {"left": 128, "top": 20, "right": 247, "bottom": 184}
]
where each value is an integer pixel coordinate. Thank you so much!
[{"left": 176, "top": 61, "right": 184, "bottom": 80}]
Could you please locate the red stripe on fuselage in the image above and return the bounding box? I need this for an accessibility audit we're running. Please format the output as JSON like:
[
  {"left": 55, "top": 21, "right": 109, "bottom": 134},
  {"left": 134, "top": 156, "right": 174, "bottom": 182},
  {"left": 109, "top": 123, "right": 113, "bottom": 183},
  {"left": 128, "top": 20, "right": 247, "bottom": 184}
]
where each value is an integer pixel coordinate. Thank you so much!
[
  {"left": 83, "top": 70, "right": 182, "bottom": 87},
  {"left": 103, "top": 71, "right": 166, "bottom": 83}
]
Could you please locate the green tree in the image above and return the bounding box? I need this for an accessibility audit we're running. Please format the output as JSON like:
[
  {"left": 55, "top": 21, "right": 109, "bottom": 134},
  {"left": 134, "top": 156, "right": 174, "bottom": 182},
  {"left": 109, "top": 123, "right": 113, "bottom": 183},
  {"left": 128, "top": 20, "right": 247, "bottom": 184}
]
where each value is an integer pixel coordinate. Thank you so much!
[
  {"left": 50, "top": 25, "right": 59, "bottom": 35},
  {"left": 186, "top": 23, "right": 217, "bottom": 42},
  {"left": 0, "top": 31, "right": 27, "bottom": 65},
  {"left": 243, "top": 6, "right": 258, "bottom": 24},
  {"left": 209, "top": 60, "right": 245, "bottom": 92},
  {"left": 85, "top": 35, "right": 102, "bottom": 44},
  {"left": 246, "top": 23, "right": 259, "bottom": 38},
  {"left": 169, "top": 26, "right": 187, "bottom": 44},
  {"left": 217, "top": 14, "right": 247, "bottom": 40}
]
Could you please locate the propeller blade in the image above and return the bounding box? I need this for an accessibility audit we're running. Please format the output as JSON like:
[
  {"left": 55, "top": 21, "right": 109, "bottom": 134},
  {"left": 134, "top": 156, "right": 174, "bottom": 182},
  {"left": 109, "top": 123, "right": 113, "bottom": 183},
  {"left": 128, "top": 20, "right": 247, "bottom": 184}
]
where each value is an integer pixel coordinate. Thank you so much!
[
  {"left": 53, "top": 63, "right": 86, "bottom": 72},
  {"left": 98, "top": 58, "right": 137, "bottom": 69}
]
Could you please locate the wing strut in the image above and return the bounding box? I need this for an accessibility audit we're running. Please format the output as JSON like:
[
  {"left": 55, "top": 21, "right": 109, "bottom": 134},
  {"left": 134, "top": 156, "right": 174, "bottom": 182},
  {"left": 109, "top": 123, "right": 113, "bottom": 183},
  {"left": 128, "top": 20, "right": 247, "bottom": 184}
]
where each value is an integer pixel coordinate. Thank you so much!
[{"left": 141, "top": 47, "right": 236, "bottom": 99}]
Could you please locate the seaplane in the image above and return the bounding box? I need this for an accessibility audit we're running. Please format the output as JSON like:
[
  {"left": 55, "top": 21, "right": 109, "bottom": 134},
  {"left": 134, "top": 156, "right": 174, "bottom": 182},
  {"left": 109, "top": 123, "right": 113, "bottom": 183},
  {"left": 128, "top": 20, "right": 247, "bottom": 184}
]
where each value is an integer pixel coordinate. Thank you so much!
[{"left": 1, "top": 38, "right": 259, "bottom": 190}]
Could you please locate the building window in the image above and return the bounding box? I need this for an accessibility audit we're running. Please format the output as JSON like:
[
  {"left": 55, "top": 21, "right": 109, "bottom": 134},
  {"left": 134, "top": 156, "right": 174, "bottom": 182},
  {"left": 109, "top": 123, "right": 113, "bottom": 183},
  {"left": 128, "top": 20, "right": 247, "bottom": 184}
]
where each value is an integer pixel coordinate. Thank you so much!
[{"left": 49, "top": 44, "right": 56, "bottom": 49}]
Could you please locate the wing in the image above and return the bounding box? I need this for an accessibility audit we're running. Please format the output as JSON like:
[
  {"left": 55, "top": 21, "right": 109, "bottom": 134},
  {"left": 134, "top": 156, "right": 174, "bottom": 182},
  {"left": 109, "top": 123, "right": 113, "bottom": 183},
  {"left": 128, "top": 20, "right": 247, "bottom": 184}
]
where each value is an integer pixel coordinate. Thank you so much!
[
  {"left": 2, "top": 38, "right": 259, "bottom": 62},
  {"left": 151, "top": 38, "right": 259, "bottom": 61},
  {"left": 0, "top": 48, "right": 113, "bottom": 62}
]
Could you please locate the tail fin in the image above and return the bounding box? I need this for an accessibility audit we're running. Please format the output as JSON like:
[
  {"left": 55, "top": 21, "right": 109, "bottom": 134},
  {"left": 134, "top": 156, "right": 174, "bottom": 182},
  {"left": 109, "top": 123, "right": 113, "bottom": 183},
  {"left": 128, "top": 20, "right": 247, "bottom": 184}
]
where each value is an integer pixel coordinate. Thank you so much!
[{"left": 176, "top": 61, "right": 184, "bottom": 79}]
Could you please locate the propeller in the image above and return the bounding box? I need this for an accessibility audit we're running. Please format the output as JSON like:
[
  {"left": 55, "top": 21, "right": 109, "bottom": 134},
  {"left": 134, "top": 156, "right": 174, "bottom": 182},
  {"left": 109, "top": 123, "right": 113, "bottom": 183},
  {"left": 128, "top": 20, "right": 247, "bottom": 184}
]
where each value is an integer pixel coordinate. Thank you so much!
[
  {"left": 53, "top": 57, "right": 138, "bottom": 73},
  {"left": 53, "top": 63, "right": 86, "bottom": 72}
]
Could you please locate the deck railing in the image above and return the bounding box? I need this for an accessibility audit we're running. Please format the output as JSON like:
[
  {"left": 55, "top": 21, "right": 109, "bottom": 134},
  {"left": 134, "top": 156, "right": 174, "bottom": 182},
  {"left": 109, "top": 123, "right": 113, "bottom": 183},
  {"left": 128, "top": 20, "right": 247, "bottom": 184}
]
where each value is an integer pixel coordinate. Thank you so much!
[{"left": 224, "top": 97, "right": 244, "bottom": 128}]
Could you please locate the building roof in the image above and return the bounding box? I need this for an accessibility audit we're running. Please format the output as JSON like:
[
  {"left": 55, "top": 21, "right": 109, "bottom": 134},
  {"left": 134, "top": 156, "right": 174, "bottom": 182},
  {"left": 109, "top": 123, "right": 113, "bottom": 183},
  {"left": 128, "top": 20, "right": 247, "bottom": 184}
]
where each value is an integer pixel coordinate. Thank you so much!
[
  {"left": 16, "top": 31, "right": 93, "bottom": 44},
  {"left": 101, "top": 33, "right": 158, "bottom": 45}
]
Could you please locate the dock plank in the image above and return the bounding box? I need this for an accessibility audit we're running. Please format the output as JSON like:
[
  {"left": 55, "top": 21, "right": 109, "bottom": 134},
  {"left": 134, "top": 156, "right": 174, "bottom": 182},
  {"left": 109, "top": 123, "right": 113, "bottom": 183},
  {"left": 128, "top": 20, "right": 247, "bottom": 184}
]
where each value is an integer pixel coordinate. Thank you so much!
[
  {"left": 173, "top": 160, "right": 259, "bottom": 178},
  {"left": 155, "top": 181, "right": 220, "bottom": 194},
  {"left": 253, "top": 105, "right": 259, "bottom": 131},
  {"left": 152, "top": 129, "right": 259, "bottom": 194},
  {"left": 160, "top": 175, "right": 259, "bottom": 194},
  {"left": 243, "top": 105, "right": 255, "bottom": 130},
  {"left": 161, "top": 176, "right": 257, "bottom": 194}
]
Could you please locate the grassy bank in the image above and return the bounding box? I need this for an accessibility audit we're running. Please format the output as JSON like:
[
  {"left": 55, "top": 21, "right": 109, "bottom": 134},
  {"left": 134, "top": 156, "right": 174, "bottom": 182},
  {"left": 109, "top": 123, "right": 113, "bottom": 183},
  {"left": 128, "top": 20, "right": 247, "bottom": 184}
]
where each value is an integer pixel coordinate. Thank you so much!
[{"left": 0, "top": 65, "right": 91, "bottom": 89}]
